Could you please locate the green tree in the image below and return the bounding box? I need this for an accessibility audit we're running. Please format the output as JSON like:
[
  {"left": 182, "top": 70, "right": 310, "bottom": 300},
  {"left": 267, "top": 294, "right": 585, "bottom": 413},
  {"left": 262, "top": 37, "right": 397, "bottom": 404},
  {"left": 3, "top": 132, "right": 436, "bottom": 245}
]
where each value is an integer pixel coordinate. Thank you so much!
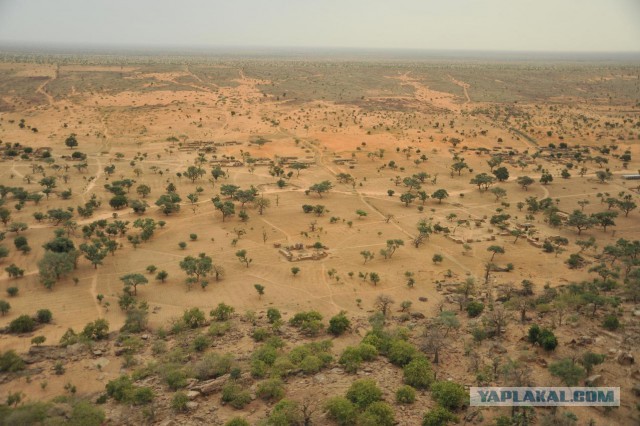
[{"left": 120, "top": 273, "right": 148, "bottom": 295}]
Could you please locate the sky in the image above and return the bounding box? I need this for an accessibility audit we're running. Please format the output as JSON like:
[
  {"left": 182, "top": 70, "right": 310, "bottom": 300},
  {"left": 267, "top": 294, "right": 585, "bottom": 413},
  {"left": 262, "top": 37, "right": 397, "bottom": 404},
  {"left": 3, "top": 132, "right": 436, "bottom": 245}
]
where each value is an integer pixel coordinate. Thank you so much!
[{"left": 0, "top": 0, "right": 639, "bottom": 52}]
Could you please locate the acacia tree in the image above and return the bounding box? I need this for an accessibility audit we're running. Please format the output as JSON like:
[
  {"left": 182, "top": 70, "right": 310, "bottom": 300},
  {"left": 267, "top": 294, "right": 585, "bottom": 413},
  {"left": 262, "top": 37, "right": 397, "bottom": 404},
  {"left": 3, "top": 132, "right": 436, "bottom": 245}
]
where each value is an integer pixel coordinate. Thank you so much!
[
  {"left": 517, "top": 176, "right": 534, "bottom": 190},
  {"left": 380, "top": 239, "right": 404, "bottom": 259},
  {"left": 566, "top": 210, "right": 595, "bottom": 235},
  {"left": 307, "top": 181, "right": 333, "bottom": 198},
  {"left": 413, "top": 219, "right": 433, "bottom": 248},
  {"left": 431, "top": 189, "right": 449, "bottom": 203},
  {"left": 120, "top": 273, "right": 148, "bottom": 295},
  {"left": 179, "top": 253, "right": 213, "bottom": 287},
  {"left": 79, "top": 239, "right": 109, "bottom": 269},
  {"left": 236, "top": 249, "right": 252, "bottom": 267},
  {"left": 487, "top": 245, "right": 505, "bottom": 261}
]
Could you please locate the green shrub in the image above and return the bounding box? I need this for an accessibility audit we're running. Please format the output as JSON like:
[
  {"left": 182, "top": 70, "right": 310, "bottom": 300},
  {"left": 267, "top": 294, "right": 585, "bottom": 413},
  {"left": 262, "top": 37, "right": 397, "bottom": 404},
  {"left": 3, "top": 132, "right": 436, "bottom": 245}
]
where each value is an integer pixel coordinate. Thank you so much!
[
  {"left": 81, "top": 319, "right": 109, "bottom": 340},
  {"left": 163, "top": 367, "right": 188, "bottom": 390},
  {"left": 387, "top": 339, "right": 418, "bottom": 367},
  {"left": 403, "top": 356, "right": 434, "bottom": 390},
  {"left": 527, "top": 324, "right": 541, "bottom": 343},
  {"left": 36, "top": 309, "right": 52, "bottom": 323},
  {"left": 357, "top": 343, "right": 378, "bottom": 361},
  {"left": 0, "top": 350, "right": 25, "bottom": 372},
  {"left": 581, "top": 352, "right": 606, "bottom": 374},
  {"left": 68, "top": 400, "right": 105, "bottom": 426},
  {"left": 8, "top": 315, "right": 35, "bottom": 333},
  {"left": 345, "top": 379, "right": 382, "bottom": 409},
  {"left": 210, "top": 303, "right": 235, "bottom": 321},
  {"left": 328, "top": 311, "right": 350, "bottom": 336},
  {"left": 252, "top": 327, "right": 271, "bottom": 342},
  {"left": 430, "top": 381, "right": 467, "bottom": 410},
  {"left": 396, "top": 385, "right": 416, "bottom": 404},
  {"left": 208, "top": 321, "right": 231, "bottom": 336},
  {"left": 268, "top": 399, "right": 303, "bottom": 425},
  {"left": 602, "top": 315, "right": 620, "bottom": 331},
  {"left": 221, "top": 383, "right": 252, "bottom": 409},
  {"left": 339, "top": 346, "right": 363, "bottom": 373},
  {"left": 549, "top": 358, "right": 586, "bottom": 386},
  {"left": 325, "top": 396, "right": 358, "bottom": 426},
  {"left": 267, "top": 307, "right": 281, "bottom": 323},
  {"left": 129, "top": 387, "right": 154, "bottom": 405},
  {"left": 256, "top": 378, "right": 285, "bottom": 401},
  {"left": 422, "top": 406, "right": 458, "bottom": 426},
  {"left": 194, "top": 352, "right": 233, "bottom": 380},
  {"left": 359, "top": 401, "right": 395, "bottom": 426},
  {"left": 300, "top": 355, "right": 323, "bottom": 374},
  {"left": 172, "top": 391, "right": 189, "bottom": 413},
  {"left": 253, "top": 344, "right": 278, "bottom": 365},
  {"left": 183, "top": 307, "right": 206, "bottom": 328},
  {"left": 193, "top": 334, "right": 210, "bottom": 352},
  {"left": 538, "top": 329, "right": 558, "bottom": 351},
  {"left": 289, "top": 310, "right": 324, "bottom": 336},
  {"left": 106, "top": 375, "right": 134, "bottom": 402},
  {"left": 466, "top": 300, "right": 484, "bottom": 317}
]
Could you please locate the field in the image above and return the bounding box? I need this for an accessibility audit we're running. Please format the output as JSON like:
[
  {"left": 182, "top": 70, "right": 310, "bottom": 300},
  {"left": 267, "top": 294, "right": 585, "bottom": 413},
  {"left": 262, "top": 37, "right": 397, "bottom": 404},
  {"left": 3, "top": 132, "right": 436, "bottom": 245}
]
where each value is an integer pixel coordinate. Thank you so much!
[{"left": 0, "top": 53, "right": 639, "bottom": 425}]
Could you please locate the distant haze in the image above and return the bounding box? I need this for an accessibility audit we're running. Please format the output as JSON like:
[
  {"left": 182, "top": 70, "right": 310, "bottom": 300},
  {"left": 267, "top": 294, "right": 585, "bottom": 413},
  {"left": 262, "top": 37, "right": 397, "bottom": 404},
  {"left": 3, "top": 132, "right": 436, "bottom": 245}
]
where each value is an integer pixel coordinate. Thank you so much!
[{"left": 0, "top": 0, "right": 639, "bottom": 53}]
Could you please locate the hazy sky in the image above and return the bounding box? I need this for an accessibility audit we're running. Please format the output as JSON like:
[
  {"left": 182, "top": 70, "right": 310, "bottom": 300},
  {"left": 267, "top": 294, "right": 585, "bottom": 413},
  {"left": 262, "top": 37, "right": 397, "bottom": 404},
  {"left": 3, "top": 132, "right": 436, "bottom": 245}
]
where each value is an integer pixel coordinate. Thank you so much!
[{"left": 0, "top": 0, "right": 639, "bottom": 52}]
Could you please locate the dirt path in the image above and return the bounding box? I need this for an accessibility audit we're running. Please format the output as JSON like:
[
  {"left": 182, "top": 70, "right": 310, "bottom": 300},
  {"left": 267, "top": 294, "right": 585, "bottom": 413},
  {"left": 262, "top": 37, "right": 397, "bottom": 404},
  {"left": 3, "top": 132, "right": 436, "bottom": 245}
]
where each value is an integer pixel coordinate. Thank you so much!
[
  {"left": 36, "top": 78, "right": 55, "bottom": 106},
  {"left": 448, "top": 75, "right": 471, "bottom": 104},
  {"left": 89, "top": 274, "right": 104, "bottom": 319}
]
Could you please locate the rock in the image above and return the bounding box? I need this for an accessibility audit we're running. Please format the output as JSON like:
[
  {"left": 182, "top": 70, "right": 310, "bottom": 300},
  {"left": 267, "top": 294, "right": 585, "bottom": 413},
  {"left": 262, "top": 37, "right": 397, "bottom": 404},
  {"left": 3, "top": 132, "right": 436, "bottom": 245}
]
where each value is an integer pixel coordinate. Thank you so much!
[
  {"left": 114, "top": 347, "right": 126, "bottom": 356},
  {"left": 186, "top": 390, "right": 200, "bottom": 400},
  {"left": 410, "top": 312, "right": 426, "bottom": 319},
  {"left": 618, "top": 352, "right": 635, "bottom": 366},
  {"left": 313, "top": 374, "right": 326, "bottom": 384},
  {"left": 92, "top": 350, "right": 103, "bottom": 356},
  {"left": 141, "top": 334, "right": 149, "bottom": 340},
  {"left": 66, "top": 343, "right": 84, "bottom": 356},
  {"left": 330, "top": 368, "right": 342, "bottom": 374},
  {"left": 186, "top": 401, "right": 199, "bottom": 410},
  {"left": 189, "top": 374, "right": 229, "bottom": 395},
  {"left": 577, "top": 336, "right": 594, "bottom": 346},
  {"left": 418, "top": 297, "right": 428, "bottom": 302},
  {"left": 633, "top": 310, "right": 640, "bottom": 317},
  {"left": 536, "top": 358, "right": 548, "bottom": 368},
  {"left": 585, "top": 375, "right": 603, "bottom": 386}
]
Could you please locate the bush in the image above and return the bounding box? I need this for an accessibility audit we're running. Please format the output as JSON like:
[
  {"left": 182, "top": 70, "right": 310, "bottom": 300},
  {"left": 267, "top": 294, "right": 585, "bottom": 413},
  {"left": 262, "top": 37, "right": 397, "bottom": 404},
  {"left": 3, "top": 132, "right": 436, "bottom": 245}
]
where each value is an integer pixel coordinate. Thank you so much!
[
  {"left": 172, "top": 391, "right": 189, "bottom": 413},
  {"left": 82, "top": 319, "right": 109, "bottom": 340},
  {"left": 387, "top": 340, "right": 418, "bottom": 367},
  {"left": 68, "top": 400, "right": 106, "bottom": 426},
  {"left": 208, "top": 321, "right": 231, "bottom": 337},
  {"left": 325, "top": 396, "right": 358, "bottom": 426},
  {"left": 8, "top": 315, "right": 35, "bottom": 333},
  {"left": 359, "top": 401, "right": 395, "bottom": 426},
  {"left": 163, "top": 367, "right": 188, "bottom": 390},
  {"left": 538, "top": 329, "right": 558, "bottom": 351},
  {"left": 403, "top": 356, "right": 434, "bottom": 389},
  {"left": 328, "top": 311, "right": 350, "bottom": 336},
  {"left": 549, "top": 358, "right": 586, "bottom": 386},
  {"left": 183, "top": 307, "right": 206, "bottom": 328},
  {"left": 299, "top": 355, "right": 324, "bottom": 374},
  {"left": 221, "top": 383, "right": 252, "bottom": 409},
  {"left": 266, "top": 307, "right": 281, "bottom": 324},
  {"left": 289, "top": 310, "right": 323, "bottom": 336},
  {"left": 193, "top": 334, "right": 210, "bottom": 352},
  {"left": 194, "top": 353, "right": 234, "bottom": 380},
  {"left": 345, "top": 379, "right": 382, "bottom": 409},
  {"left": 466, "top": 300, "right": 484, "bottom": 317},
  {"left": 581, "top": 352, "right": 606, "bottom": 374},
  {"left": 252, "top": 327, "right": 271, "bottom": 342},
  {"left": 36, "top": 309, "right": 52, "bottom": 324},
  {"left": 106, "top": 375, "right": 134, "bottom": 402},
  {"left": 210, "top": 303, "right": 235, "bottom": 321},
  {"left": 256, "top": 378, "right": 285, "bottom": 401},
  {"left": 0, "top": 300, "right": 10, "bottom": 316},
  {"left": 358, "top": 343, "right": 378, "bottom": 361},
  {"left": 527, "top": 324, "right": 558, "bottom": 351},
  {"left": 430, "top": 381, "right": 467, "bottom": 411},
  {"left": 129, "top": 386, "right": 154, "bottom": 405},
  {"left": 250, "top": 359, "right": 269, "bottom": 378},
  {"left": 602, "top": 315, "right": 620, "bottom": 331},
  {"left": 268, "top": 399, "right": 303, "bottom": 425},
  {"left": 0, "top": 350, "right": 25, "bottom": 372},
  {"left": 339, "top": 346, "right": 363, "bottom": 374},
  {"left": 396, "top": 385, "right": 416, "bottom": 404},
  {"left": 422, "top": 406, "right": 458, "bottom": 426},
  {"left": 7, "top": 287, "right": 18, "bottom": 297}
]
